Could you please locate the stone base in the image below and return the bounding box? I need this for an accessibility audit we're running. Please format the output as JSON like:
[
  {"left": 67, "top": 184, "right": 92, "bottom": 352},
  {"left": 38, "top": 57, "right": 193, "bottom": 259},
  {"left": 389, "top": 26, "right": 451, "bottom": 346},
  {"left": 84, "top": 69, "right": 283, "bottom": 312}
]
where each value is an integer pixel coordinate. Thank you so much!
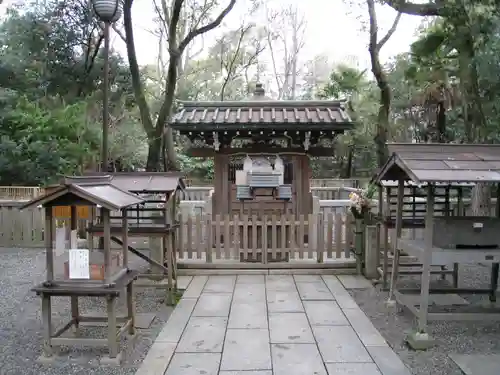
[
  {"left": 36, "top": 354, "right": 57, "bottom": 365},
  {"left": 406, "top": 331, "right": 435, "bottom": 350},
  {"left": 100, "top": 352, "right": 123, "bottom": 366},
  {"left": 384, "top": 299, "right": 397, "bottom": 309}
]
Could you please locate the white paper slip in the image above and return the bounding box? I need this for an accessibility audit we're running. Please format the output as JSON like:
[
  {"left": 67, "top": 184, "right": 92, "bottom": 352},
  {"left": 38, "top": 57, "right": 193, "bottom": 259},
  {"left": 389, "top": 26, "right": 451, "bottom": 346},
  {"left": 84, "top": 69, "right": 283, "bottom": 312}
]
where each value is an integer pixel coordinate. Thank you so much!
[{"left": 69, "top": 249, "right": 90, "bottom": 279}]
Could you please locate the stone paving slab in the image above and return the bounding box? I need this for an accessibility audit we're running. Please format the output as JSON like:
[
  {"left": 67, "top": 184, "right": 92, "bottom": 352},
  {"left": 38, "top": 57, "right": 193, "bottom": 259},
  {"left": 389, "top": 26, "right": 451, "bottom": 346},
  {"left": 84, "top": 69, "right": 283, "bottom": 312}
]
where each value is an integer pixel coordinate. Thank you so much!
[
  {"left": 338, "top": 274, "right": 374, "bottom": 289},
  {"left": 155, "top": 298, "right": 196, "bottom": 343},
  {"left": 367, "top": 346, "right": 412, "bottom": 375},
  {"left": 220, "top": 329, "right": 272, "bottom": 371},
  {"left": 303, "top": 300, "right": 349, "bottom": 326},
  {"left": 326, "top": 363, "right": 382, "bottom": 375},
  {"left": 267, "top": 290, "right": 303, "bottom": 312},
  {"left": 232, "top": 283, "right": 266, "bottom": 303},
  {"left": 237, "top": 274, "right": 265, "bottom": 283},
  {"left": 313, "top": 325, "right": 373, "bottom": 363},
  {"left": 449, "top": 353, "right": 500, "bottom": 375},
  {"left": 269, "top": 312, "right": 315, "bottom": 343},
  {"left": 271, "top": 343, "right": 327, "bottom": 375},
  {"left": 176, "top": 316, "right": 227, "bottom": 353},
  {"left": 137, "top": 274, "right": 411, "bottom": 375},
  {"left": 296, "top": 281, "right": 336, "bottom": 300},
  {"left": 183, "top": 275, "right": 208, "bottom": 298},
  {"left": 165, "top": 353, "right": 221, "bottom": 375},
  {"left": 228, "top": 301, "right": 268, "bottom": 329},
  {"left": 192, "top": 294, "right": 232, "bottom": 317},
  {"left": 343, "top": 308, "right": 388, "bottom": 347},
  {"left": 219, "top": 372, "right": 272, "bottom": 375},
  {"left": 135, "top": 342, "right": 176, "bottom": 375},
  {"left": 203, "top": 275, "right": 236, "bottom": 293},
  {"left": 293, "top": 274, "right": 323, "bottom": 283}
]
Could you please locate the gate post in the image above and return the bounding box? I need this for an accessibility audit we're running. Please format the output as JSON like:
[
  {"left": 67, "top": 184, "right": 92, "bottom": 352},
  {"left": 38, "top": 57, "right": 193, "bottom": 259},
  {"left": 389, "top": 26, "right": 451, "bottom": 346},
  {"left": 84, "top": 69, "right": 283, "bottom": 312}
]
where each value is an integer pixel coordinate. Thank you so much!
[{"left": 364, "top": 225, "right": 378, "bottom": 279}]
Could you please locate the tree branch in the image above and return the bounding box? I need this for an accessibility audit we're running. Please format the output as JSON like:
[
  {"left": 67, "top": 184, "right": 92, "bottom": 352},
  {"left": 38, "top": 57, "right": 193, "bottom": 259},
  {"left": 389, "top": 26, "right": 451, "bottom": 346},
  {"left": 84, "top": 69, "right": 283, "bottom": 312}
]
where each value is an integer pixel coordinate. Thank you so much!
[
  {"left": 178, "top": 0, "right": 237, "bottom": 54},
  {"left": 383, "top": 0, "right": 443, "bottom": 17},
  {"left": 378, "top": 12, "right": 402, "bottom": 48}
]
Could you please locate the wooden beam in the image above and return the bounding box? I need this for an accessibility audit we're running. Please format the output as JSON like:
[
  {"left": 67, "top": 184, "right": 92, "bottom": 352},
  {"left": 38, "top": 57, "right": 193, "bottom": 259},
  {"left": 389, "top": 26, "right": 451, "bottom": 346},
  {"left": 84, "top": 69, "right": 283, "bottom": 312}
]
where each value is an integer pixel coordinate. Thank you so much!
[{"left": 186, "top": 147, "right": 335, "bottom": 157}]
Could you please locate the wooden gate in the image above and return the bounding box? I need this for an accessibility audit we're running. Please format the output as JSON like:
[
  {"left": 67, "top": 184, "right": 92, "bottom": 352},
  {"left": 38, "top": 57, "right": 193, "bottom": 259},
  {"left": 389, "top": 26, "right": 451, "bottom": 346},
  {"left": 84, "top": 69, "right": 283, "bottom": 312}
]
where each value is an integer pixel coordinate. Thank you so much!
[{"left": 177, "top": 213, "right": 354, "bottom": 267}]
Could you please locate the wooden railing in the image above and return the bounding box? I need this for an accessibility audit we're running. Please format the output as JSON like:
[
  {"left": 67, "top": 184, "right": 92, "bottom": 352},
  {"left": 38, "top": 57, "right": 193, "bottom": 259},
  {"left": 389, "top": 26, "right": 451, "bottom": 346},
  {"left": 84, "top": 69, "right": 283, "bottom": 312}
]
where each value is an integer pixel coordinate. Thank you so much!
[
  {"left": 177, "top": 213, "right": 354, "bottom": 263},
  {"left": 0, "top": 186, "right": 44, "bottom": 200}
]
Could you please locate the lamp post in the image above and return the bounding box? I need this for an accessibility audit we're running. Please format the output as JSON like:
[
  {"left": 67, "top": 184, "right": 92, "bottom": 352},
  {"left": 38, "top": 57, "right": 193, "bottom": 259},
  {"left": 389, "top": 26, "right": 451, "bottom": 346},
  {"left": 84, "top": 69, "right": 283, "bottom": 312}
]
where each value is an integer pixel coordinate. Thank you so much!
[{"left": 91, "top": 0, "right": 122, "bottom": 172}]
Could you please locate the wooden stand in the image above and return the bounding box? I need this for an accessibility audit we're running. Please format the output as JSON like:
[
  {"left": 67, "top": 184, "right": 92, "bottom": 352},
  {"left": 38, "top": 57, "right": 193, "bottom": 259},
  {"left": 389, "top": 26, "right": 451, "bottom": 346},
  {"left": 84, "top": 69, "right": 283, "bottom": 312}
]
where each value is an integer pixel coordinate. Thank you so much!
[{"left": 21, "top": 182, "right": 145, "bottom": 365}]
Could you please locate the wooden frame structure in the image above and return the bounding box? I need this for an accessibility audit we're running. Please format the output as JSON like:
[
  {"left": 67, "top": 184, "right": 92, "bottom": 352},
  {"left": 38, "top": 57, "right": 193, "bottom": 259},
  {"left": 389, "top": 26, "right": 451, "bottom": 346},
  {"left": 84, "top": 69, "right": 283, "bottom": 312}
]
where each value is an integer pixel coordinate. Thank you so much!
[
  {"left": 375, "top": 180, "right": 467, "bottom": 289},
  {"left": 76, "top": 172, "right": 185, "bottom": 304},
  {"left": 374, "top": 143, "right": 500, "bottom": 349},
  {"left": 20, "top": 181, "right": 145, "bottom": 365},
  {"left": 170, "top": 83, "right": 354, "bottom": 265}
]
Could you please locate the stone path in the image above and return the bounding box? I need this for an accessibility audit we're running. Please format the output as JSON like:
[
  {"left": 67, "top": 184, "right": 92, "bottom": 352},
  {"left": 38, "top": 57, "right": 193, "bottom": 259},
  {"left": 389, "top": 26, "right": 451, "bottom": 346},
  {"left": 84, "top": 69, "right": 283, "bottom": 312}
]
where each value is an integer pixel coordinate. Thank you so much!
[{"left": 135, "top": 274, "right": 411, "bottom": 375}]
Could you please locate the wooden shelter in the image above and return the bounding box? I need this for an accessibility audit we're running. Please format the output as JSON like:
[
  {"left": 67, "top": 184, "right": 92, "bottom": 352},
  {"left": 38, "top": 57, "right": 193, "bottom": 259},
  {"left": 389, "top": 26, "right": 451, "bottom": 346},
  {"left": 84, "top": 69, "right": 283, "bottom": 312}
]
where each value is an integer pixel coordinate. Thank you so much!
[
  {"left": 171, "top": 84, "right": 354, "bottom": 263},
  {"left": 78, "top": 172, "right": 185, "bottom": 303},
  {"left": 373, "top": 143, "right": 500, "bottom": 349},
  {"left": 20, "top": 180, "right": 144, "bottom": 364}
]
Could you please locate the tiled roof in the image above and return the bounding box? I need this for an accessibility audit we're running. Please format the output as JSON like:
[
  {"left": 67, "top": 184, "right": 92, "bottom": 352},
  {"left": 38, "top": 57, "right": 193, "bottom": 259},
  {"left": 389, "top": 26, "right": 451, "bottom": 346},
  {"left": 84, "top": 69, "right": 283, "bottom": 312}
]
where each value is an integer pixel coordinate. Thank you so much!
[
  {"left": 376, "top": 143, "right": 500, "bottom": 184},
  {"left": 171, "top": 100, "right": 353, "bottom": 130}
]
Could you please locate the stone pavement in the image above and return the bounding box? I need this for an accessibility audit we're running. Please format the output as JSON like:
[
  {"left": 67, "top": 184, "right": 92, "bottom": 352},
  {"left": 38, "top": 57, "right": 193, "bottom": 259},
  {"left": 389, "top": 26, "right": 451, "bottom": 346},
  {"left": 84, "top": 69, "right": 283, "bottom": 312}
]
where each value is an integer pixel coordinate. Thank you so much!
[{"left": 135, "top": 274, "right": 411, "bottom": 375}]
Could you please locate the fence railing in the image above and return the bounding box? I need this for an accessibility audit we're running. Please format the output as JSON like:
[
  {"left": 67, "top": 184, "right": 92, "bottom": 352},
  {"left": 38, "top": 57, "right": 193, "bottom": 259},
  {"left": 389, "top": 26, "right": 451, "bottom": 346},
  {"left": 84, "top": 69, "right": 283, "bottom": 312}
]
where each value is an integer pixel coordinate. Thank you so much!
[{"left": 177, "top": 213, "right": 354, "bottom": 263}]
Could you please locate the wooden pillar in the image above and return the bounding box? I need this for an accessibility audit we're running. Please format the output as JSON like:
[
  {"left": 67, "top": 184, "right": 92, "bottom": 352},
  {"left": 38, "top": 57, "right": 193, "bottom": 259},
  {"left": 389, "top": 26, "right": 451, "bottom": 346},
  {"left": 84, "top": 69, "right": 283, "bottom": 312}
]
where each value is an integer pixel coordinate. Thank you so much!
[
  {"left": 387, "top": 178, "right": 404, "bottom": 302},
  {"left": 70, "top": 206, "right": 79, "bottom": 335},
  {"left": 213, "top": 154, "right": 229, "bottom": 217},
  {"left": 45, "top": 206, "right": 54, "bottom": 281},
  {"left": 102, "top": 209, "right": 111, "bottom": 282}
]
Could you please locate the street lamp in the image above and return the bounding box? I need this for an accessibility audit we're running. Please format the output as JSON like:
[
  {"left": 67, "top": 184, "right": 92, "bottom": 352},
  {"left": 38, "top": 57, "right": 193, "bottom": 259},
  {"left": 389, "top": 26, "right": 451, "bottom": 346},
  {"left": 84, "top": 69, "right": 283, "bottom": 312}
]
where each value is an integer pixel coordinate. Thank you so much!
[{"left": 91, "top": 0, "right": 122, "bottom": 172}]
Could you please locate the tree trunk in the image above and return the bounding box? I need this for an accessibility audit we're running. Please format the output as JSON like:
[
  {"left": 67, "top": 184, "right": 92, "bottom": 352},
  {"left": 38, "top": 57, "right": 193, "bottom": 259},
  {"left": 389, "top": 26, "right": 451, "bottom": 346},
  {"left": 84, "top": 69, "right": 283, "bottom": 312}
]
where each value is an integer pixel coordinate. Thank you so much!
[{"left": 146, "top": 136, "right": 163, "bottom": 171}]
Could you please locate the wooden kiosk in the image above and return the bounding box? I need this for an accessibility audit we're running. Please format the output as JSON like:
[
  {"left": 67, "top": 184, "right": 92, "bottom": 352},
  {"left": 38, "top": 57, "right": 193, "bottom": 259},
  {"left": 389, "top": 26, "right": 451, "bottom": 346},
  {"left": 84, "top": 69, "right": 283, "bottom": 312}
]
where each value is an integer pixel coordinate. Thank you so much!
[
  {"left": 374, "top": 143, "right": 500, "bottom": 349},
  {"left": 21, "top": 180, "right": 145, "bottom": 364},
  {"left": 170, "top": 83, "right": 354, "bottom": 262},
  {"left": 77, "top": 172, "right": 185, "bottom": 304}
]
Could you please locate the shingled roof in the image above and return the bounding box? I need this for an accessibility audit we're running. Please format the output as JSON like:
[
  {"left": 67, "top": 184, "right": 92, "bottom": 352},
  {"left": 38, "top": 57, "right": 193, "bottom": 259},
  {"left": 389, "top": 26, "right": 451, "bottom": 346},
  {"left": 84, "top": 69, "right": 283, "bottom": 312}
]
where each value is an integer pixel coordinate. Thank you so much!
[
  {"left": 375, "top": 143, "right": 500, "bottom": 184},
  {"left": 170, "top": 84, "right": 353, "bottom": 132}
]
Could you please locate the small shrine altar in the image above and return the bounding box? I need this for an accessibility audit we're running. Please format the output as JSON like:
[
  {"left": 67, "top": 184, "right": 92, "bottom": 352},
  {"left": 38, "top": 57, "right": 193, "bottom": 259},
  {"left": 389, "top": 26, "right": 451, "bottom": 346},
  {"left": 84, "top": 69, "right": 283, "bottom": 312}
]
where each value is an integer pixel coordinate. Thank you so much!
[{"left": 171, "top": 83, "right": 354, "bottom": 263}]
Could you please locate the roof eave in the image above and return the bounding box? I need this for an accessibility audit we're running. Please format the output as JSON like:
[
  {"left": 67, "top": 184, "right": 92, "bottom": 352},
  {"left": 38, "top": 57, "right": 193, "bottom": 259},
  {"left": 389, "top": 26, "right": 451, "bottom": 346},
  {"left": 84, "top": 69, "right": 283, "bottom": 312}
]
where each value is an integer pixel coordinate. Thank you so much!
[{"left": 171, "top": 122, "right": 354, "bottom": 131}]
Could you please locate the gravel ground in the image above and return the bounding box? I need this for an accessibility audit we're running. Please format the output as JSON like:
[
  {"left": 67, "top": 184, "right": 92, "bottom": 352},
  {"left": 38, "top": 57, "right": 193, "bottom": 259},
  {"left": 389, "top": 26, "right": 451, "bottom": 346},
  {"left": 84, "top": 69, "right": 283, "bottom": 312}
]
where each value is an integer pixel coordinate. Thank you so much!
[
  {"left": 351, "top": 263, "right": 500, "bottom": 375},
  {"left": 0, "top": 247, "right": 174, "bottom": 375}
]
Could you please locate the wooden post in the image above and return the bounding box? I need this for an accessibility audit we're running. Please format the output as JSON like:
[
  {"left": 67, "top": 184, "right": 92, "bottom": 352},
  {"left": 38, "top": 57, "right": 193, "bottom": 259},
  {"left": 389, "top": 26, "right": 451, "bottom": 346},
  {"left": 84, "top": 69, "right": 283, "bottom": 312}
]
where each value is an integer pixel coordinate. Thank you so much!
[
  {"left": 364, "top": 225, "right": 378, "bottom": 279},
  {"left": 70, "top": 206, "right": 79, "bottom": 335},
  {"left": 387, "top": 179, "right": 404, "bottom": 302},
  {"left": 102, "top": 209, "right": 111, "bottom": 282},
  {"left": 45, "top": 207, "right": 54, "bottom": 281}
]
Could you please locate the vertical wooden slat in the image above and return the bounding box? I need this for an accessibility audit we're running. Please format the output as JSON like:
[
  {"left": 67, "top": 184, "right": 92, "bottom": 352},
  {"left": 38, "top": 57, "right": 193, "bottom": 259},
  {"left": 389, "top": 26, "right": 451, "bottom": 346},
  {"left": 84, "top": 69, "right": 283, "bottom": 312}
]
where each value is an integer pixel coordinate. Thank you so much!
[
  {"left": 307, "top": 214, "right": 314, "bottom": 259},
  {"left": 334, "top": 212, "right": 343, "bottom": 258},
  {"left": 215, "top": 214, "right": 222, "bottom": 259},
  {"left": 187, "top": 216, "right": 193, "bottom": 259},
  {"left": 177, "top": 215, "right": 184, "bottom": 259},
  {"left": 345, "top": 214, "right": 354, "bottom": 258},
  {"left": 262, "top": 215, "right": 268, "bottom": 264},
  {"left": 317, "top": 214, "right": 324, "bottom": 263},
  {"left": 298, "top": 214, "right": 305, "bottom": 259},
  {"left": 232, "top": 214, "right": 239, "bottom": 260},
  {"left": 326, "top": 213, "right": 334, "bottom": 259},
  {"left": 195, "top": 215, "right": 202, "bottom": 259},
  {"left": 271, "top": 215, "right": 277, "bottom": 262},
  {"left": 251, "top": 214, "right": 257, "bottom": 261},
  {"left": 289, "top": 213, "right": 296, "bottom": 260},
  {"left": 242, "top": 214, "right": 248, "bottom": 261},
  {"left": 224, "top": 215, "right": 231, "bottom": 259},
  {"left": 205, "top": 215, "right": 213, "bottom": 263}
]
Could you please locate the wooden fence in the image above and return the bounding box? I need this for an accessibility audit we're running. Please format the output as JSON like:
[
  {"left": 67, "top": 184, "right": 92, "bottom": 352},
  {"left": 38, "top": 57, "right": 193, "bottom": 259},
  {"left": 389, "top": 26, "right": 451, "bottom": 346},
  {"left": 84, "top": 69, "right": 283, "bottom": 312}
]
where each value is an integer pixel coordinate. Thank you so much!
[{"left": 177, "top": 213, "right": 354, "bottom": 264}]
